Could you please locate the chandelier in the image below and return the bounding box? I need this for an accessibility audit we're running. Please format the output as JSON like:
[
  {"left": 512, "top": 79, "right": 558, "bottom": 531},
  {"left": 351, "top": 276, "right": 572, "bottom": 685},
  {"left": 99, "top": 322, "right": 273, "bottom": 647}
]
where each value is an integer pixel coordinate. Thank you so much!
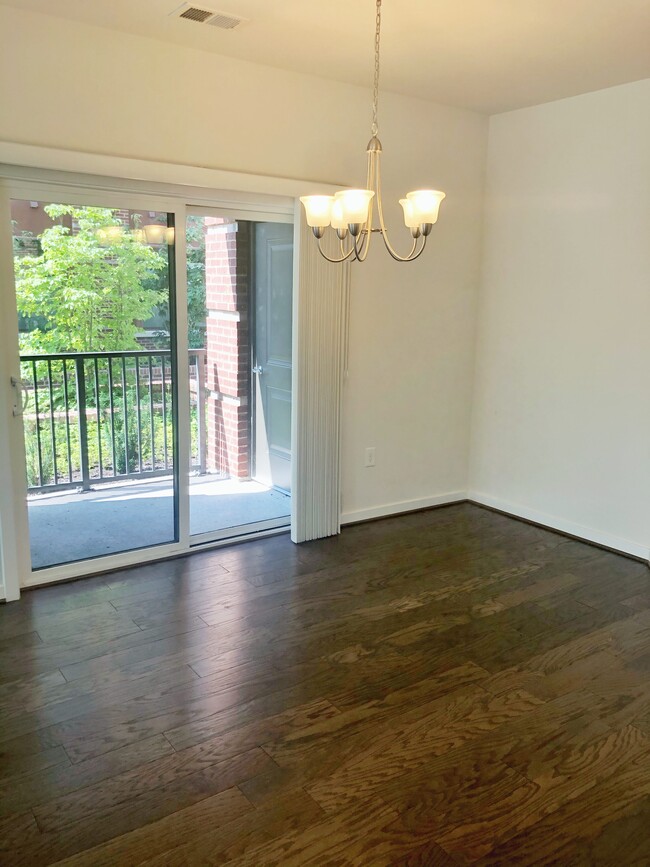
[{"left": 300, "top": 0, "right": 445, "bottom": 263}]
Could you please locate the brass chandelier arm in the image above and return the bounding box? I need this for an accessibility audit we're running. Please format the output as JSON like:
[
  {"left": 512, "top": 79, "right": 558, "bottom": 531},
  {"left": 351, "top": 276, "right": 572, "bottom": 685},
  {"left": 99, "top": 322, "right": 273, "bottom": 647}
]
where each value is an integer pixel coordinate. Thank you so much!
[
  {"left": 316, "top": 236, "right": 356, "bottom": 263},
  {"left": 351, "top": 226, "right": 372, "bottom": 261},
  {"left": 373, "top": 140, "right": 426, "bottom": 262},
  {"left": 347, "top": 147, "right": 379, "bottom": 263},
  {"left": 316, "top": 230, "right": 371, "bottom": 263},
  {"left": 354, "top": 182, "right": 374, "bottom": 262},
  {"left": 377, "top": 231, "right": 425, "bottom": 262},
  {"left": 381, "top": 232, "right": 427, "bottom": 262}
]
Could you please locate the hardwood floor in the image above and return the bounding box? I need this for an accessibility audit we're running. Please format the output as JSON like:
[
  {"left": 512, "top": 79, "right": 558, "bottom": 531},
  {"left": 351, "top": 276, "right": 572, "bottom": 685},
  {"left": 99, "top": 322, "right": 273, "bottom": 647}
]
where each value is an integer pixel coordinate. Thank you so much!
[{"left": 1, "top": 502, "right": 650, "bottom": 865}]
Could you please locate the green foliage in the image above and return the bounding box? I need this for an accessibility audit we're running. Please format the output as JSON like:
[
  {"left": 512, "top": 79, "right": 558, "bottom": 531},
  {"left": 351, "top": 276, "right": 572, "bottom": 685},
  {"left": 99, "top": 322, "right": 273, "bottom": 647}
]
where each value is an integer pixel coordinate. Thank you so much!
[
  {"left": 21, "top": 356, "right": 201, "bottom": 489},
  {"left": 14, "top": 206, "right": 207, "bottom": 489},
  {"left": 13, "top": 222, "right": 48, "bottom": 335},
  {"left": 186, "top": 215, "right": 207, "bottom": 349},
  {"left": 23, "top": 410, "right": 196, "bottom": 489},
  {"left": 15, "top": 205, "right": 167, "bottom": 353},
  {"left": 153, "top": 215, "right": 206, "bottom": 349}
]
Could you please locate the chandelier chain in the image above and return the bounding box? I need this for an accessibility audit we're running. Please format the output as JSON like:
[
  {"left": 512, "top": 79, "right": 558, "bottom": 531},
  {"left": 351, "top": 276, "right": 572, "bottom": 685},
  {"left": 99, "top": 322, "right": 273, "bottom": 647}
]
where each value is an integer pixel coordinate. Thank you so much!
[{"left": 371, "top": 0, "right": 381, "bottom": 137}]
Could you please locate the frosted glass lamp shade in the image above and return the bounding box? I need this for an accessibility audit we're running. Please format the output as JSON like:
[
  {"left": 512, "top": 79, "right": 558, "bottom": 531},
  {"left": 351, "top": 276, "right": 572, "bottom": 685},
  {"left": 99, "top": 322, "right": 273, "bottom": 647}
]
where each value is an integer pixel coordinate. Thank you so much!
[
  {"left": 330, "top": 198, "right": 348, "bottom": 231},
  {"left": 300, "top": 195, "right": 334, "bottom": 227},
  {"left": 335, "top": 189, "right": 374, "bottom": 224},
  {"left": 399, "top": 198, "right": 419, "bottom": 229},
  {"left": 406, "top": 190, "right": 446, "bottom": 225}
]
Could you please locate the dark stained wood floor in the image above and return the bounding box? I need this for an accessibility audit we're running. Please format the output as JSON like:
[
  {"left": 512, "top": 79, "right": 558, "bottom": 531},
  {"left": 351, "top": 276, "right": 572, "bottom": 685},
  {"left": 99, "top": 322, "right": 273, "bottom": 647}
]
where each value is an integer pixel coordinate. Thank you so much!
[{"left": 1, "top": 503, "right": 650, "bottom": 866}]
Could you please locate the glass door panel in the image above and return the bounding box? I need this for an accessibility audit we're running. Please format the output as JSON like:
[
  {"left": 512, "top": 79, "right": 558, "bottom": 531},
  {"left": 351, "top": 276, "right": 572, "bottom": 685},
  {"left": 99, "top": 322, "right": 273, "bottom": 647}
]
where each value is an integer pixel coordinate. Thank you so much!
[
  {"left": 252, "top": 221, "right": 294, "bottom": 492},
  {"left": 11, "top": 199, "right": 178, "bottom": 569},
  {"left": 186, "top": 213, "right": 292, "bottom": 540}
]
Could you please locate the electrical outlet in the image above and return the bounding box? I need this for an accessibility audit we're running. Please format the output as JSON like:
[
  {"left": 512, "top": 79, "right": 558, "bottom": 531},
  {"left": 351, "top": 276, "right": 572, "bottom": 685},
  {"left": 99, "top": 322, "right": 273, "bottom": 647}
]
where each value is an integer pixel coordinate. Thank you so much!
[{"left": 365, "top": 447, "right": 376, "bottom": 467}]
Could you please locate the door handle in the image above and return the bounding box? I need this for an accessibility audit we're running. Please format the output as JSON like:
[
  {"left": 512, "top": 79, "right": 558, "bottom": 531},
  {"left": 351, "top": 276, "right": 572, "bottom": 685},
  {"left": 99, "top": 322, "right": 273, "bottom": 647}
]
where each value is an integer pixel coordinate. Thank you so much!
[
  {"left": 10, "top": 376, "right": 28, "bottom": 417},
  {"left": 252, "top": 366, "right": 264, "bottom": 375}
]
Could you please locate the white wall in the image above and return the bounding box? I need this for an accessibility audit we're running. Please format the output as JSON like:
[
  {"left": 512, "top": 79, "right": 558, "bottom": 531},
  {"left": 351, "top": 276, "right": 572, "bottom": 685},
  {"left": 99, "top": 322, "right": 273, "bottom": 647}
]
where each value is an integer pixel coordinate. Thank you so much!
[
  {"left": 1, "top": 8, "right": 648, "bottom": 566},
  {"left": 470, "top": 79, "right": 650, "bottom": 558},
  {"left": 0, "top": 4, "right": 487, "bottom": 523}
]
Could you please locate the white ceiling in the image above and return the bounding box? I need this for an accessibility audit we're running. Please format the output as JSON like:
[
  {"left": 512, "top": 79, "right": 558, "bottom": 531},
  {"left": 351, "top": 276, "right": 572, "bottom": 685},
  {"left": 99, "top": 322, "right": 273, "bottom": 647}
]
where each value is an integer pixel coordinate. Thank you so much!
[{"left": 3, "top": 0, "right": 650, "bottom": 114}]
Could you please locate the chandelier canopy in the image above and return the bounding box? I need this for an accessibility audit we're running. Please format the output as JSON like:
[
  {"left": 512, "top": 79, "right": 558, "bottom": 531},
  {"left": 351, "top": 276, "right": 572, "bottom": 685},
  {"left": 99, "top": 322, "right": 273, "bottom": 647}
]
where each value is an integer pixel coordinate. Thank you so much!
[{"left": 300, "top": 0, "right": 445, "bottom": 264}]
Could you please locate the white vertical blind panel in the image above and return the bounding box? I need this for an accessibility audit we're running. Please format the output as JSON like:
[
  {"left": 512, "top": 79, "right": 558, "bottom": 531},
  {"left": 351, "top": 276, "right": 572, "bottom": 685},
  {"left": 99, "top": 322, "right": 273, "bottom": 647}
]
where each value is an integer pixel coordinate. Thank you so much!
[{"left": 291, "top": 215, "right": 350, "bottom": 543}]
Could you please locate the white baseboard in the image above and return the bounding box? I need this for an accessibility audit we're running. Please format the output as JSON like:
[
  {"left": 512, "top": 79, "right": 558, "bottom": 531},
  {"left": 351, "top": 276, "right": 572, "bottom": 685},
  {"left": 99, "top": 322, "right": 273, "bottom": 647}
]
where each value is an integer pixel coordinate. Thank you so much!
[
  {"left": 341, "top": 488, "right": 650, "bottom": 561},
  {"left": 468, "top": 490, "right": 650, "bottom": 561},
  {"left": 341, "top": 491, "right": 467, "bottom": 525}
]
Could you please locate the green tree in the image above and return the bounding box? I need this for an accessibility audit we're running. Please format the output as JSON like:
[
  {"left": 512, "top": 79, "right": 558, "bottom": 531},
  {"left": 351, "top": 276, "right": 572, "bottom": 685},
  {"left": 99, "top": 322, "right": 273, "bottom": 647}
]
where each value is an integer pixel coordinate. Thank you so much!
[
  {"left": 186, "top": 215, "right": 207, "bottom": 349},
  {"left": 14, "top": 205, "right": 167, "bottom": 353},
  {"left": 13, "top": 222, "right": 47, "bottom": 336},
  {"left": 151, "top": 215, "right": 206, "bottom": 348}
]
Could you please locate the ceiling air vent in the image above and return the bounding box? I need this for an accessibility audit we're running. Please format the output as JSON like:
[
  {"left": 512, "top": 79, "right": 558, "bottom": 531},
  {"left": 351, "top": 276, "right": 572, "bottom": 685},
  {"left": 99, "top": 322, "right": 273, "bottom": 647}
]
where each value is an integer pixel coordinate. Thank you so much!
[
  {"left": 170, "top": 4, "right": 247, "bottom": 30},
  {"left": 206, "top": 12, "right": 242, "bottom": 30}
]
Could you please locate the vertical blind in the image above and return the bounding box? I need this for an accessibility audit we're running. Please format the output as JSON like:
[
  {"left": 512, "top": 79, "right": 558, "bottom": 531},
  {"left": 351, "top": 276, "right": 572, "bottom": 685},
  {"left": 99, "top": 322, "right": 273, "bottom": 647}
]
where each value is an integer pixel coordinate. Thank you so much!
[{"left": 291, "top": 216, "right": 351, "bottom": 543}]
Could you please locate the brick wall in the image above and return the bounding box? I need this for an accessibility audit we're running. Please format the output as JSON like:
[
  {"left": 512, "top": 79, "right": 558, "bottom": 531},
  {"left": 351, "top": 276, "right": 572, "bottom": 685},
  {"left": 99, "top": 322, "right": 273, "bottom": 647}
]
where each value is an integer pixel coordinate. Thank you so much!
[{"left": 204, "top": 218, "right": 251, "bottom": 478}]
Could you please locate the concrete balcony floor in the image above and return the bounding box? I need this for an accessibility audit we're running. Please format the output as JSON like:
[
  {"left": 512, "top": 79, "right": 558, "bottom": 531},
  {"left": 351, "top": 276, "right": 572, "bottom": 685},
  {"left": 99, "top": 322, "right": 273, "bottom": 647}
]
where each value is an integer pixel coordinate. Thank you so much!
[{"left": 27, "top": 475, "right": 291, "bottom": 570}]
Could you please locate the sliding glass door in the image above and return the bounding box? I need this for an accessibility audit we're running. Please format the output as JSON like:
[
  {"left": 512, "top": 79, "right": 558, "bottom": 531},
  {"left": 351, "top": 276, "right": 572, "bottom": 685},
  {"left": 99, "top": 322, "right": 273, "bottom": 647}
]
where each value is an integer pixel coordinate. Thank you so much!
[
  {"left": 10, "top": 197, "right": 179, "bottom": 571},
  {"left": 185, "top": 211, "right": 292, "bottom": 543},
  {"left": 1, "top": 183, "right": 295, "bottom": 592}
]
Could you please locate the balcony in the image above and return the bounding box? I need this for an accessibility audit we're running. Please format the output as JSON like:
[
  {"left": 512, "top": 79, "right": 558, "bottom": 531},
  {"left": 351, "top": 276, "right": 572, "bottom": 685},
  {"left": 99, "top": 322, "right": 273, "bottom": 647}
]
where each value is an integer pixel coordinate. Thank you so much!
[
  {"left": 20, "top": 349, "right": 203, "bottom": 491},
  {"left": 19, "top": 350, "right": 290, "bottom": 569}
]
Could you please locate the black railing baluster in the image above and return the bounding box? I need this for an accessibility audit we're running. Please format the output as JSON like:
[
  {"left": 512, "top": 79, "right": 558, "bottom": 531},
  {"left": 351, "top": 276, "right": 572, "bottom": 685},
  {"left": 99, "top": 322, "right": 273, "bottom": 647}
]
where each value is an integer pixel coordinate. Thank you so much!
[
  {"left": 32, "top": 359, "right": 44, "bottom": 488},
  {"left": 196, "top": 350, "right": 207, "bottom": 475},
  {"left": 19, "top": 349, "right": 188, "bottom": 492},
  {"left": 46, "top": 359, "right": 58, "bottom": 485},
  {"left": 107, "top": 357, "right": 117, "bottom": 477},
  {"left": 161, "top": 354, "right": 168, "bottom": 470},
  {"left": 188, "top": 352, "right": 195, "bottom": 470},
  {"left": 61, "top": 359, "right": 73, "bottom": 484},
  {"left": 121, "top": 355, "right": 129, "bottom": 475},
  {"left": 93, "top": 358, "right": 103, "bottom": 480},
  {"left": 74, "top": 356, "right": 91, "bottom": 491},
  {"left": 135, "top": 356, "right": 143, "bottom": 474},
  {"left": 148, "top": 356, "right": 155, "bottom": 471}
]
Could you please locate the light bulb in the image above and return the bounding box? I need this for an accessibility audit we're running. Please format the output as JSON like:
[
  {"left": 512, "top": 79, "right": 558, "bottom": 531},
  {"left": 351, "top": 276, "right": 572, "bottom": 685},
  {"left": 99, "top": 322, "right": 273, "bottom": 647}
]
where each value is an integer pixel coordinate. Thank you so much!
[
  {"left": 330, "top": 198, "right": 348, "bottom": 231},
  {"left": 299, "top": 195, "right": 334, "bottom": 228},
  {"left": 405, "top": 190, "right": 446, "bottom": 225},
  {"left": 334, "top": 189, "right": 374, "bottom": 225}
]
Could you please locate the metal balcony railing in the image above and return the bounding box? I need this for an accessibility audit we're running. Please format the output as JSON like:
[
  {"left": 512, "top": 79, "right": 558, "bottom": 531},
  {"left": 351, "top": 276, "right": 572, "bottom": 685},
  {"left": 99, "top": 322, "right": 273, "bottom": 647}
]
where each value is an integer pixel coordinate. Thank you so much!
[{"left": 19, "top": 349, "right": 207, "bottom": 493}]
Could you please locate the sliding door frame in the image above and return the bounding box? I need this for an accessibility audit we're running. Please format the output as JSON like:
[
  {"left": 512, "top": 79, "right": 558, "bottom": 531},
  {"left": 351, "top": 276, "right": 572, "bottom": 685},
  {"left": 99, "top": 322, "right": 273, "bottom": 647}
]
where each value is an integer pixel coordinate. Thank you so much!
[
  {"left": 0, "top": 165, "right": 300, "bottom": 597},
  {"left": 0, "top": 178, "right": 190, "bottom": 593},
  {"left": 0, "top": 187, "right": 27, "bottom": 601},
  {"left": 186, "top": 206, "right": 294, "bottom": 548}
]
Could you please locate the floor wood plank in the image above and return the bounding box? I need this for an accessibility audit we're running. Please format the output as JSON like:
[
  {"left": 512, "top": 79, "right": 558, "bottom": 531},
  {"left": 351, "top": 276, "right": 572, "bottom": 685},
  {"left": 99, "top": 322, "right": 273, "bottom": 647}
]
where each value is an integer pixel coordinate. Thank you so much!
[{"left": 1, "top": 502, "right": 649, "bottom": 865}]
